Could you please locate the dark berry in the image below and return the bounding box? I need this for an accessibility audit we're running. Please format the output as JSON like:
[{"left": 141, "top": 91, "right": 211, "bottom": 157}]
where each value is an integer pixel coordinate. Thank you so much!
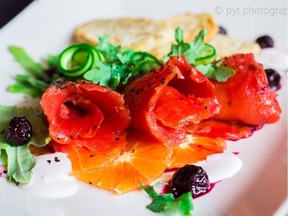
[
  {"left": 256, "top": 35, "right": 274, "bottom": 49},
  {"left": 6, "top": 117, "right": 33, "bottom": 146},
  {"left": 219, "top": 26, "right": 227, "bottom": 35},
  {"left": 265, "top": 68, "right": 281, "bottom": 91},
  {"left": 170, "top": 164, "right": 210, "bottom": 198}
]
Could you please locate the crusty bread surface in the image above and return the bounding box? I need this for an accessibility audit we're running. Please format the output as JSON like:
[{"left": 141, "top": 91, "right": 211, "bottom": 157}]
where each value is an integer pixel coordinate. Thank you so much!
[
  {"left": 210, "top": 34, "right": 261, "bottom": 59},
  {"left": 74, "top": 13, "right": 260, "bottom": 59},
  {"left": 74, "top": 13, "right": 218, "bottom": 58}
]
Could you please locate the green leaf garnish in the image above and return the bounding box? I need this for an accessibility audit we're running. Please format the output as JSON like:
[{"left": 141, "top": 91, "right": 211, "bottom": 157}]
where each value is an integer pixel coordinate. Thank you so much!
[
  {"left": 8, "top": 46, "right": 46, "bottom": 79},
  {"left": 166, "top": 27, "right": 235, "bottom": 82},
  {"left": 57, "top": 36, "right": 162, "bottom": 89},
  {"left": 0, "top": 106, "right": 49, "bottom": 184},
  {"left": 196, "top": 63, "right": 235, "bottom": 82},
  {"left": 141, "top": 184, "right": 194, "bottom": 216},
  {"left": 8, "top": 46, "right": 62, "bottom": 97}
]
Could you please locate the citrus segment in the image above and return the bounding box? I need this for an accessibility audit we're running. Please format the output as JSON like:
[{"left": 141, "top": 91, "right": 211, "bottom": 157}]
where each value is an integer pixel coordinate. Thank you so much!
[
  {"left": 68, "top": 130, "right": 170, "bottom": 194},
  {"left": 167, "top": 134, "right": 226, "bottom": 169}
]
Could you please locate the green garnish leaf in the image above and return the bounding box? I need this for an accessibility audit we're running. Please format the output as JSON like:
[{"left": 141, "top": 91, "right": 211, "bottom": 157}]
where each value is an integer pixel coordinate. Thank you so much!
[
  {"left": 0, "top": 106, "right": 49, "bottom": 184},
  {"left": 8, "top": 74, "right": 49, "bottom": 97},
  {"left": 59, "top": 36, "right": 162, "bottom": 89},
  {"left": 46, "top": 54, "right": 59, "bottom": 68},
  {"left": 96, "top": 35, "right": 121, "bottom": 63},
  {"left": 195, "top": 63, "right": 235, "bottom": 82},
  {"left": 141, "top": 184, "right": 194, "bottom": 216},
  {"left": 166, "top": 28, "right": 215, "bottom": 66},
  {"left": 8, "top": 46, "right": 46, "bottom": 80},
  {"left": 83, "top": 61, "right": 112, "bottom": 86},
  {"left": 8, "top": 83, "right": 43, "bottom": 98},
  {"left": 0, "top": 143, "right": 35, "bottom": 183},
  {"left": 8, "top": 46, "right": 62, "bottom": 97},
  {"left": 166, "top": 27, "right": 235, "bottom": 82},
  {"left": 214, "top": 65, "right": 235, "bottom": 82}
]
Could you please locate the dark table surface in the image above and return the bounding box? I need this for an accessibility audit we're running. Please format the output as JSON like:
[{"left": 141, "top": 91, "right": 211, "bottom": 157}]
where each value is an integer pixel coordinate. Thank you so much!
[{"left": 0, "top": 0, "right": 34, "bottom": 28}]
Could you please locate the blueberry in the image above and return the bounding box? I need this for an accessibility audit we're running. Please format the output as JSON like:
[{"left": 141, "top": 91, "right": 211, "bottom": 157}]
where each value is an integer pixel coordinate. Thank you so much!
[
  {"left": 219, "top": 26, "right": 227, "bottom": 35},
  {"left": 170, "top": 164, "right": 210, "bottom": 198},
  {"left": 256, "top": 35, "right": 274, "bottom": 49},
  {"left": 6, "top": 117, "right": 33, "bottom": 146},
  {"left": 265, "top": 68, "right": 281, "bottom": 91}
]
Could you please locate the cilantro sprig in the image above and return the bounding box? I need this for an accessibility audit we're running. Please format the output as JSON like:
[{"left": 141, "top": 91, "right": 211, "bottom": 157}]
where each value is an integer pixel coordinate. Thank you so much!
[
  {"left": 141, "top": 184, "right": 194, "bottom": 216},
  {"left": 166, "top": 27, "right": 235, "bottom": 82}
]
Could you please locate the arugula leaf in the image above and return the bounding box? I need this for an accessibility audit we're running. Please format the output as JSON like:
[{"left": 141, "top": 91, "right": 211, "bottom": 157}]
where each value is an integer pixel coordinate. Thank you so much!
[
  {"left": 166, "top": 28, "right": 235, "bottom": 82},
  {"left": 46, "top": 54, "right": 59, "bottom": 68},
  {"left": 0, "top": 106, "right": 49, "bottom": 184},
  {"left": 8, "top": 46, "right": 62, "bottom": 97},
  {"left": 141, "top": 184, "right": 194, "bottom": 216},
  {"left": 8, "top": 46, "right": 46, "bottom": 80},
  {"left": 8, "top": 83, "right": 43, "bottom": 98}
]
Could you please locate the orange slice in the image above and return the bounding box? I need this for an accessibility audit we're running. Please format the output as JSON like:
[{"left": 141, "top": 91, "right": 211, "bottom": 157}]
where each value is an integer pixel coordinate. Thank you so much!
[
  {"left": 68, "top": 129, "right": 170, "bottom": 194},
  {"left": 167, "top": 134, "right": 226, "bottom": 169}
]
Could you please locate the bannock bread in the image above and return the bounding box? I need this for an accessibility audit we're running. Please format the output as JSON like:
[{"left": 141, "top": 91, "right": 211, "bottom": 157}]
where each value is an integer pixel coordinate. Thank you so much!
[
  {"left": 210, "top": 34, "right": 261, "bottom": 59},
  {"left": 150, "top": 13, "right": 218, "bottom": 58},
  {"left": 74, "top": 13, "right": 261, "bottom": 59},
  {"left": 74, "top": 13, "right": 218, "bottom": 58},
  {"left": 75, "top": 17, "right": 170, "bottom": 53}
]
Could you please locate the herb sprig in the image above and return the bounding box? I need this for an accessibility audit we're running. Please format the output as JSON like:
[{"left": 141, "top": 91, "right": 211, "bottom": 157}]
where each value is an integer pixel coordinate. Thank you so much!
[
  {"left": 57, "top": 35, "right": 162, "bottom": 89},
  {"left": 141, "top": 184, "right": 194, "bottom": 216},
  {"left": 166, "top": 27, "right": 235, "bottom": 82}
]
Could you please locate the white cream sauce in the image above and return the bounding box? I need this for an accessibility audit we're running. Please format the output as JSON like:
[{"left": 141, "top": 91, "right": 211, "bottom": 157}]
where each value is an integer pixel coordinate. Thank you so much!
[
  {"left": 194, "top": 153, "right": 242, "bottom": 183},
  {"left": 161, "top": 152, "right": 242, "bottom": 185},
  {"left": 19, "top": 153, "right": 79, "bottom": 199},
  {"left": 256, "top": 48, "right": 288, "bottom": 72}
]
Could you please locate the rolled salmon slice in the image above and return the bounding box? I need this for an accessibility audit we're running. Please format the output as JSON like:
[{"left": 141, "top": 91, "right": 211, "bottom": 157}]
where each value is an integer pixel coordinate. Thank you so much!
[
  {"left": 40, "top": 81, "right": 130, "bottom": 153},
  {"left": 123, "top": 55, "right": 220, "bottom": 147}
]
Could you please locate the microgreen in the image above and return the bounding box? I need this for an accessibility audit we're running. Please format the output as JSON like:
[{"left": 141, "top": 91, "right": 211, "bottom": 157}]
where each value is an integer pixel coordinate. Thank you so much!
[
  {"left": 81, "top": 35, "right": 162, "bottom": 89},
  {"left": 56, "top": 35, "right": 161, "bottom": 89},
  {"left": 165, "top": 27, "right": 235, "bottom": 82},
  {"left": 141, "top": 184, "right": 194, "bottom": 216}
]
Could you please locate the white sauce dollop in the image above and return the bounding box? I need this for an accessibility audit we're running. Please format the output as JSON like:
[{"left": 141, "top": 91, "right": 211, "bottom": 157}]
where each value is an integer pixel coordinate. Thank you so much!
[
  {"left": 19, "top": 153, "right": 79, "bottom": 198},
  {"left": 256, "top": 48, "right": 288, "bottom": 71},
  {"left": 194, "top": 153, "right": 242, "bottom": 183},
  {"left": 161, "top": 152, "right": 242, "bottom": 184}
]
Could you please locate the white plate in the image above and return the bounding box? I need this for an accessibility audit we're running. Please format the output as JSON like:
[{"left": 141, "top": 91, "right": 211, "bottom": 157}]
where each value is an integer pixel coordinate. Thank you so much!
[{"left": 0, "top": 0, "right": 287, "bottom": 215}]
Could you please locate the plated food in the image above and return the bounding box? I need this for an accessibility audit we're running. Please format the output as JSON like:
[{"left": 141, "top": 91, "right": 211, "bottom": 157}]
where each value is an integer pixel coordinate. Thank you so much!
[{"left": 0, "top": 11, "right": 285, "bottom": 216}]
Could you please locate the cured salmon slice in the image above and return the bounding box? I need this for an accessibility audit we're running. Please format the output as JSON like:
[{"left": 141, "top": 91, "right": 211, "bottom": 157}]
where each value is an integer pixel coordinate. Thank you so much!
[
  {"left": 211, "top": 53, "right": 281, "bottom": 125},
  {"left": 187, "top": 54, "right": 281, "bottom": 140},
  {"left": 123, "top": 56, "right": 219, "bottom": 147},
  {"left": 186, "top": 120, "right": 258, "bottom": 141},
  {"left": 40, "top": 81, "right": 130, "bottom": 153}
]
